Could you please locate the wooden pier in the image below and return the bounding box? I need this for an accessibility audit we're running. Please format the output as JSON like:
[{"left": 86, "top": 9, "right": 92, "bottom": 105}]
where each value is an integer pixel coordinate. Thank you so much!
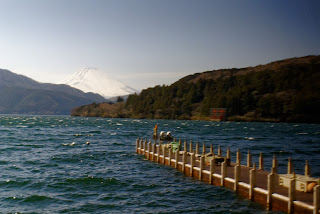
[{"left": 136, "top": 138, "right": 320, "bottom": 214}]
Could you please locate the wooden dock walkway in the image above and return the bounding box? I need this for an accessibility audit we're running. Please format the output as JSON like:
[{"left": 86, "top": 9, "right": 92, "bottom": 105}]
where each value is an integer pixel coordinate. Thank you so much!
[{"left": 136, "top": 138, "right": 320, "bottom": 214}]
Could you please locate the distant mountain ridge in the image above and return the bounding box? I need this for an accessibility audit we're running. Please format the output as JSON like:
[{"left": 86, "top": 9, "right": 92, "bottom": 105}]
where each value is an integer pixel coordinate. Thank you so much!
[
  {"left": 59, "top": 68, "right": 138, "bottom": 98},
  {"left": 0, "top": 69, "right": 108, "bottom": 115},
  {"left": 72, "top": 55, "right": 320, "bottom": 123}
]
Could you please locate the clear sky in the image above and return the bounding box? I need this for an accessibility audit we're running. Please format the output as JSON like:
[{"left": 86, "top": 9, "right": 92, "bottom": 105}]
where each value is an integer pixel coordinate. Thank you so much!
[{"left": 1, "top": 0, "right": 319, "bottom": 90}]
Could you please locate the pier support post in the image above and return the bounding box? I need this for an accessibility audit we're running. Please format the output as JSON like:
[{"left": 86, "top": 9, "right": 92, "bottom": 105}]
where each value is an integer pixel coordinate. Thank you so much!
[
  {"left": 259, "top": 152, "right": 264, "bottom": 170},
  {"left": 199, "top": 156, "right": 204, "bottom": 180},
  {"left": 169, "top": 148, "right": 172, "bottom": 166},
  {"left": 236, "top": 148, "right": 241, "bottom": 165},
  {"left": 175, "top": 149, "right": 179, "bottom": 169},
  {"left": 156, "top": 143, "right": 160, "bottom": 163},
  {"left": 190, "top": 153, "right": 195, "bottom": 177},
  {"left": 272, "top": 155, "right": 278, "bottom": 173},
  {"left": 247, "top": 150, "right": 252, "bottom": 167},
  {"left": 249, "top": 163, "right": 256, "bottom": 200},
  {"left": 267, "top": 168, "right": 275, "bottom": 210},
  {"left": 162, "top": 145, "right": 166, "bottom": 165},
  {"left": 196, "top": 142, "right": 199, "bottom": 155},
  {"left": 144, "top": 139, "right": 147, "bottom": 156},
  {"left": 314, "top": 185, "right": 320, "bottom": 214},
  {"left": 218, "top": 145, "right": 222, "bottom": 156},
  {"left": 237, "top": 149, "right": 241, "bottom": 175},
  {"left": 234, "top": 165, "right": 240, "bottom": 191},
  {"left": 210, "top": 157, "right": 215, "bottom": 185},
  {"left": 158, "top": 142, "right": 162, "bottom": 163},
  {"left": 139, "top": 138, "right": 143, "bottom": 154},
  {"left": 305, "top": 160, "right": 311, "bottom": 177},
  {"left": 287, "top": 157, "right": 293, "bottom": 174},
  {"left": 227, "top": 147, "right": 230, "bottom": 160},
  {"left": 152, "top": 142, "right": 156, "bottom": 161},
  {"left": 141, "top": 138, "right": 145, "bottom": 154},
  {"left": 182, "top": 151, "right": 186, "bottom": 173},
  {"left": 210, "top": 144, "right": 213, "bottom": 155},
  {"left": 148, "top": 141, "right": 151, "bottom": 160},
  {"left": 202, "top": 143, "right": 206, "bottom": 156},
  {"left": 189, "top": 141, "right": 193, "bottom": 153},
  {"left": 221, "top": 160, "right": 227, "bottom": 186},
  {"left": 184, "top": 140, "right": 187, "bottom": 153},
  {"left": 288, "top": 173, "right": 296, "bottom": 214},
  {"left": 136, "top": 138, "right": 139, "bottom": 153}
]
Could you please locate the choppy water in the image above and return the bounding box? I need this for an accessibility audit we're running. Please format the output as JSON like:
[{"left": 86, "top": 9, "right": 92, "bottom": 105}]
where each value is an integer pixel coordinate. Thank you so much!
[{"left": 0, "top": 115, "right": 319, "bottom": 213}]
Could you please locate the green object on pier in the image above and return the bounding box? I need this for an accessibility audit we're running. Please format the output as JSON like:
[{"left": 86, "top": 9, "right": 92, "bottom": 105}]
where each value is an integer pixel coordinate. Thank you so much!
[{"left": 171, "top": 142, "right": 180, "bottom": 153}]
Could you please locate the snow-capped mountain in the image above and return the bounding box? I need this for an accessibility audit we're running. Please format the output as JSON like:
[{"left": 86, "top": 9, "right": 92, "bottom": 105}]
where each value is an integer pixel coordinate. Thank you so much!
[{"left": 59, "top": 68, "right": 138, "bottom": 98}]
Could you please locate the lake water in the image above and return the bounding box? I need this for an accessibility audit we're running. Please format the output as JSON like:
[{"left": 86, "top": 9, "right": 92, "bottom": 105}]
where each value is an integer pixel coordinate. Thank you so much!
[{"left": 0, "top": 115, "right": 319, "bottom": 213}]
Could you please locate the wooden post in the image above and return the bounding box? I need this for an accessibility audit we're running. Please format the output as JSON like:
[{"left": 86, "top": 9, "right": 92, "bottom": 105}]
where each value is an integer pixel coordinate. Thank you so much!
[
  {"left": 190, "top": 153, "right": 195, "bottom": 177},
  {"left": 189, "top": 141, "right": 193, "bottom": 153},
  {"left": 221, "top": 160, "right": 227, "bottom": 186},
  {"left": 227, "top": 146, "right": 230, "bottom": 159},
  {"left": 136, "top": 138, "right": 139, "bottom": 153},
  {"left": 148, "top": 141, "right": 152, "bottom": 160},
  {"left": 272, "top": 155, "right": 278, "bottom": 173},
  {"left": 249, "top": 163, "right": 257, "bottom": 200},
  {"left": 259, "top": 152, "right": 264, "bottom": 170},
  {"left": 157, "top": 144, "right": 160, "bottom": 163},
  {"left": 152, "top": 142, "right": 156, "bottom": 161},
  {"left": 288, "top": 172, "right": 296, "bottom": 214},
  {"left": 139, "top": 138, "right": 143, "bottom": 154},
  {"left": 267, "top": 168, "right": 275, "bottom": 210},
  {"left": 218, "top": 145, "right": 222, "bottom": 156},
  {"left": 142, "top": 139, "right": 145, "bottom": 156},
  {"left": 305, "top": 160, "right": 311, "bottom": 177},
  {"left": 196, "top": 142, "right": 199, "bottom": 155},
  {"left": 247, "top": 150, "right": 252, "bottom": 167},
  {"left": 141, "top": 138, "right": 144, "bottom": 154},
  {"left": 202, "top": 143, "right": 206, "bottom": 156},
  {"left": 184, "top": 140, "right": 187, "bottom": 152},
  {"left": 159, "top": 142, "right": 163, "bottom": 163},
  {"left": 162, "top": 145, "right": 165, "bottom": 165},
  {"left": 210, "top": 144, "right": 213, "bottom": 155},
  {"left": 199, "top": 156, "right": 204, "bottom": 180},
  {"left": 175, "top": 149, "right": 179, "bottom": 169},
  {"left": 169, "top": 148, "right": 172, "bottom": 166},
  {"left": 237, "top": 148, "right": 241, "bottom": 176},
  {"left": 144, "top": 139, "right": 147, "bottom": 156},
  {"left": 287, "top": 157, "right": 293, "bottom": 174},
  {"left": 234, "top": 165, "right": 240, "bottom": 191},
  {"left": 236, "top": 148, "right": 241, "bottom": 165},
  {"left": 314, "top": 185, "right": 320, "bottom": 214},
  {"left": 182, "top": 151, "right": 187, "bottom": 173},
  {"left": 210, "top": 158, "right": 215, "bottom": 185}
]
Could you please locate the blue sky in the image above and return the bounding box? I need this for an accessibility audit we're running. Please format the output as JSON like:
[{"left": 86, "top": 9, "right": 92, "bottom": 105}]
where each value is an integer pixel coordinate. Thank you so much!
[{"left": 1, "top": 0, "right": 319, "bottom": 90}]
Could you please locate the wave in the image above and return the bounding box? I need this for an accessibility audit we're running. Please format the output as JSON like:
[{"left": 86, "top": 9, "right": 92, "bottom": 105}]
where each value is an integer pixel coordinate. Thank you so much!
[
  {"left": 22, "top": 195, "right": 54, "bottom": 203},
  {"left": 73, "top": 134, "right": 93, "bottom": 137},
  {"left": 0, "top": 179, "right": 31, "bottom": 188}
]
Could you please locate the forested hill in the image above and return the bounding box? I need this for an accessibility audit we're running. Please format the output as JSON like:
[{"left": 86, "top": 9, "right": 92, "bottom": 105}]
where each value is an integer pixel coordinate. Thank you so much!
[{"left": 72, "top": 55, "right": 320, "bottom": 123}]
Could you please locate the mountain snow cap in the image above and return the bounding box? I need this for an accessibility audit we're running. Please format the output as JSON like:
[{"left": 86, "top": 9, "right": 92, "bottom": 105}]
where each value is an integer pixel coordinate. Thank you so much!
[{"left": 59, "top": 68, "right": 137, "bottom": 98}]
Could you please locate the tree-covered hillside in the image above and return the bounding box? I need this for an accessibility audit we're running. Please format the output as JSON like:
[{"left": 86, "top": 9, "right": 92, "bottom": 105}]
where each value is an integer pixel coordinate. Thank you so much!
[{"left": 72, "top": 55, "right": 320, "bottom": 123}]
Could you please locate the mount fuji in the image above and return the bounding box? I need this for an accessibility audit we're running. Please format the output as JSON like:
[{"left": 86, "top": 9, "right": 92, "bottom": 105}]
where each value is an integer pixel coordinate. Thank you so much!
[{"left": 59, "top": 68, "right": 138, "bottom": 99}]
